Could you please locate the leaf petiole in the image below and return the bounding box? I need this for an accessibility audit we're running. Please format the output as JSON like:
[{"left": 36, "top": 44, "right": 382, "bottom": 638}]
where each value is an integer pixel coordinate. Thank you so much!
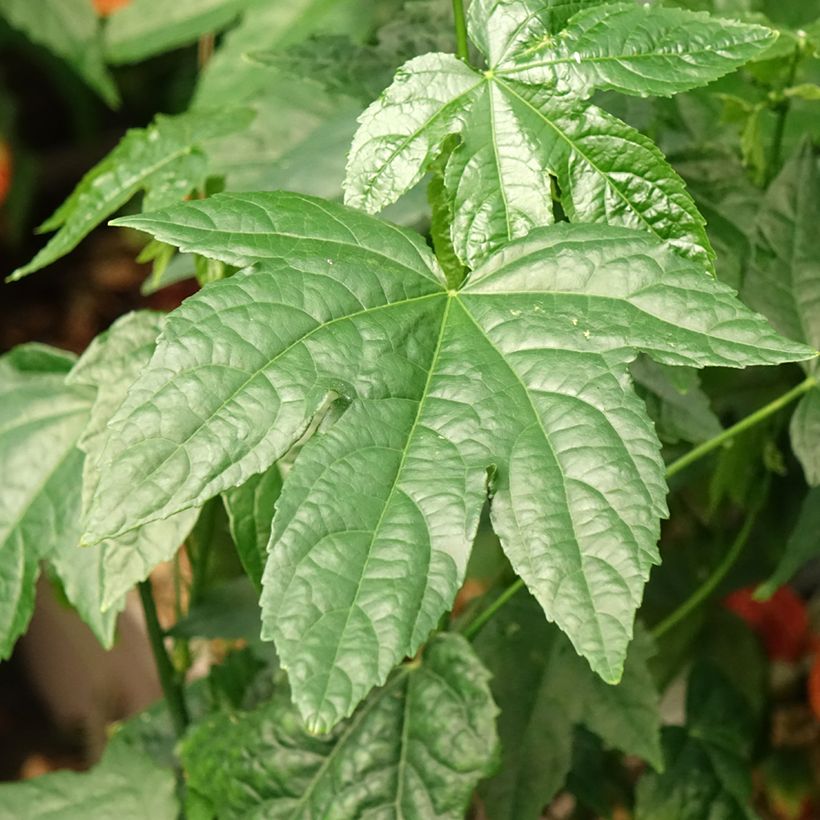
[{"left": 452, "top": 0, "right": 469, "bottom": 62}]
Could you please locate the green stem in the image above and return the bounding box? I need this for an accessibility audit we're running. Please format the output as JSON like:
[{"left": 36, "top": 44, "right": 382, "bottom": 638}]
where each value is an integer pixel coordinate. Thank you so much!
[
  {"left": 768, "top": 41, "right": 803, "bottom": 182},
  {"left": 462, "top": 578, "right": 525, "bottom": 639},
  {"left": 463, "top": 377, "right": 817, "bottom": 638},
  {"left": 452, "top": 0, "right": 469, "bottom": 62},
  {"left": 666, "top": 376, "right": 816, "bottom": 479},
  {"left": 651, "top": 504, "right": 761, "bottom": 641},
  {"left": 138, "top": 579, "right": 190, "bottom": 737}
]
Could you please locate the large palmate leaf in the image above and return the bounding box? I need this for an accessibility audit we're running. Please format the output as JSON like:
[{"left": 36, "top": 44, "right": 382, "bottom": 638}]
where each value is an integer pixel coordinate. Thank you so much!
[
  {"left": 475, "top": 591, "right": 661, "bottom": 820},
  {"left": 345, "top": 3, "right": 772, "bottom": 268},
  {"left": 0, "top": 0, "right": 118, "bottom": 106},
  {"left": 0, "top": 743, "right": 178, "bottom": 820},
  {"left": 104, "top": 0, "right": 247, "bottom": 65},
  {"left": 63, "top": 311, "right": 198, "bottom": 615},
  {"left": 9, "top": 108, "right": 252, "bottom": 281},
  {"left": 635, "top": 664, "right": 758, "bottom": 820},
  {"left": 180, "top": 635, "right": 498, "bottom": 818},
  {"left": 81, "top": 193, "right": 810, "bottom": 730},
  {"left": 0, "top": 346, "right": 92, "bottom": 658},
  {"left": 743, "top": 142, "right": 820, "bottom": 485}
]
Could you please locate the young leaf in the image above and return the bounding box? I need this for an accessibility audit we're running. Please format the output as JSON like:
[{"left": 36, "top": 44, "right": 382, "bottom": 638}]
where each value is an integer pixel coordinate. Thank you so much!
[
  {"left": 222, "top": 464, "right": 283, "bottom": 592},
  {"left": 82, "top": 193, "right": 810, "bottom": 729},
  {"left": 475, "top": 591, "right": 662, "bottom": 819},
  {"left": 104, "top": 0, "right": 246, "bottom": 65},
  {"left": 0, "top": 0, "right": 118, "bottom": 106},
  {"left": 65, "top": 312, "right": 199, "bottom": 614},
  {"left": 0, "top": 346, "right": 92, "bottom": 658},
  {"left": 180, "top": 634, "right": 498, "bottom": 818},
  {"left": 344, "top": 52, "right": 484, "bottom": 213},
  {"left": 0, "top": 743, "right": 178, "bottom": 820},
  {"left": 742, "top": 141, "right": 820, "bottom": 484},
  {"left": 502, "top": 3, "right": 776, "bottom": 98},
  {"left": 635, "top": 664, "right": 757, "bottom": 819},
  {"left": 8, "top": 108, "right": 253, "bottom": 281},
  {"left": 756, "top": 488, "right": 820, "bottom": 599}
]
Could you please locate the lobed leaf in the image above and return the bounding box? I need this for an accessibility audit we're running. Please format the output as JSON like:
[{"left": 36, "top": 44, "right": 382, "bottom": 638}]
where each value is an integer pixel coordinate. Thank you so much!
[
  {"left": 82, "top": 194, "right": 811, "bottom": 729},
  {"left": 180, "top": 634, "right": 498, "bottom": 818},
  {"left": 475, "top": 591, "right": 662, "bottom": 819}
]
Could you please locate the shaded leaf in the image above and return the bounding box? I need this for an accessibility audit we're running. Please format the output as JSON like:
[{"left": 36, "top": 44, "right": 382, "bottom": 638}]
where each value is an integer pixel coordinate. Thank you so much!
[
  {"left": 180, "top": 634, "right": 498, "bottom": 819},
  {"left": 104, "top": 0, "right": 247, "bottom": 65},
  {"left": 0, "top": 346, "right": 92, "bottom": 658},
  {"left": 757, "top": 488, "right": 820, "bottom": 598},
  {"left": 0, "top": 0, "right": 118, "bottom": 106},
  {"left": 0, "top": 743, "right": 178, "bottom": 820},
  {"left": 475, "top": 591, "right": 662, "bottom": 819},
  {"left": 223, "top": 464, "right": 283, "bottom": 591}
]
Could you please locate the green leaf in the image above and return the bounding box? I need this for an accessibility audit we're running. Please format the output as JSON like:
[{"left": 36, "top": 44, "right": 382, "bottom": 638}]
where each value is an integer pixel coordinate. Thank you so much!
[
  {"left": 180, "top": 634, "right": 498, "bottom": 818},
  {"left": 475, "top": 591, "right": 662, "bottom": 819},
  {"left": 757, "top": 488, "right": 820, "bottom": 598},
  {"left": 104, "top": 0, "right": 247, "bottom": 65},
  {"left": 0, "top": 743, "right": 178, "bottom": 820},
  {"left": 223, "top": 464, "right": 283, "bottom": 591},
  {"left": 467, "top": 0, "right": 609, "bottom": 66},
  {"left": 0, "top": 0, "right": 118, "bottom": 106},
  {"left": 501, "top": 3, "right": 776, "bottom": 98},
  {"left": 344, "top": 52, "right": 483, "bottom": 214},
  {"left": 742, "top": 141, "right": 820, "bottom": 483},
  {"left": 635, "top": 664, "right": 757, "bottom": 820},
  {"left": 65, "top": 312, "right": 199, "bottom": 616},
  {"left": 0, "top": 346, "right": 92, "bottom": 659},
  {"left": 82, "top": 193, "right": 810, "bottom": 729},
  {"left": 446, "top": 82, "right": 714, "bottom": 268},
  {"left": 9, "top": 108, "right": 253, "bottom": 281},
  {"left": 631, "top": 357, "right": 722, "bottom": 445}
]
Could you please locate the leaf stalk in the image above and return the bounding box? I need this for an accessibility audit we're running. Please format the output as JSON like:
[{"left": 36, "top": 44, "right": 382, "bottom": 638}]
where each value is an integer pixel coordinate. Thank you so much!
[
  {"left": 452, "top": 0, "right": 469, "bottom": 62},
  {"left": 138, "top": 579, "right": 190, "bottom": 737}
]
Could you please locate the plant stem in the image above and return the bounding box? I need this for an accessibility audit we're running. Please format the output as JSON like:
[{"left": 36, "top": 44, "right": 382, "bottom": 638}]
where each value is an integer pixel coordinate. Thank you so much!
[
  {"left": 651, "top": 504, "right": 761, "bottom": 640},
  {"left": 452, "top": 0, "right": 469, "bottom": 62},
  {"left": 138, "top": 579, "right": 190, "bottom": 737},
  {"left": 666, "top": 375, "right": 816, "bottom": 479},
  {"left": 768, "top": 42, "right": 803, "bottom": 182},
  {"left": 463, "top": 376, "right": 817, "bottom": 638},
  {"left": 463, "top": 578, "right": 525, "bottom": 639}
]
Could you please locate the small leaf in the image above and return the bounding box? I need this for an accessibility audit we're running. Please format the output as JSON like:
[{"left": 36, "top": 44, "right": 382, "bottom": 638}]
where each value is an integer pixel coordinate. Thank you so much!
[
  {"left": 757, "top": 488, "right": 820, "bottom": 599},
  {"left": 0, "top": 0, "right": 118, "bottom": 106},
  {"left": 104, "top": 0, "right": 246, "bottom": 65},
  {"left": 500, "top": 3, "right": 776, "bottom": 98},
  {"left": 0, "top": 346, "right": 92, "bottom": 658},
  {"left": 791, "top": 388, "right": 820, "bottom": 485},
  {"left": 343, "top": 52, "right": 484, "bottom": 213},
  {"left": 180, "top": 634, "right": 498, "bottom": 818},
  {"left": 0, "top": 743, "right": 178, "bottom": 820},
  {"left": 222, "top": 464, "right": 283, "bottom": 591},
  {"left": 9, "top": 108, "right": 253, "bottom": 280}
]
